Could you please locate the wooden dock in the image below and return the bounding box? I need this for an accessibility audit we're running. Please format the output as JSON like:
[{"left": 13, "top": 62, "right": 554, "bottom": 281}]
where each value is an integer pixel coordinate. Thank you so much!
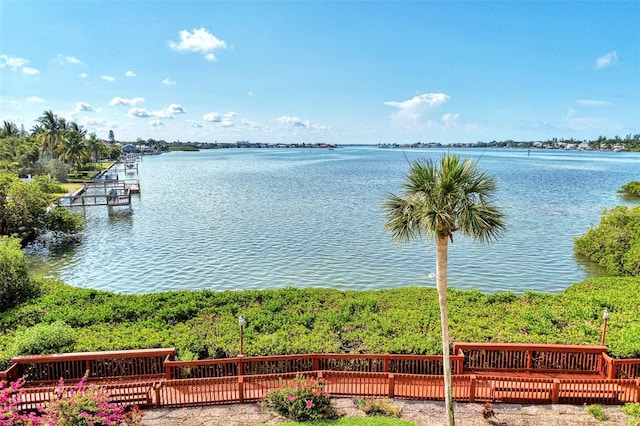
[{"left": 57, "top": 180, "right": 138, "bottom": 209}]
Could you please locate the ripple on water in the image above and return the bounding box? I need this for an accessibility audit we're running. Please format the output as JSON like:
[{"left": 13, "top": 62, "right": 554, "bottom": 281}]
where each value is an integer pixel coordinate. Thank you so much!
[{"left": 31, "top": 148, "right": 640, "bottom": 294}]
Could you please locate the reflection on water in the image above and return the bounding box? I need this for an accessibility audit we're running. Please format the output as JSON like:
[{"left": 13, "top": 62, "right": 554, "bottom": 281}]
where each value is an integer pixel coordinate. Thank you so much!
[{"left": 29, "top": 147, "right": 640, "bottom": 294}]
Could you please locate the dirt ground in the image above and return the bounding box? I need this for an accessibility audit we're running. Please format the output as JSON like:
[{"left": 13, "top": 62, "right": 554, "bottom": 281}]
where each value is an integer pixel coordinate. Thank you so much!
[{"left": 140, "top": 398, "right": 632, "bottom": 425}]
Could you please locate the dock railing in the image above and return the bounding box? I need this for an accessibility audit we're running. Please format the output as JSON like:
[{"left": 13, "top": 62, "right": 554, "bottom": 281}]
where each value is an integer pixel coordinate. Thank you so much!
[
  {"left": 453, "top": 342, "right": 607, "bottom": 375},
  {"left": 2, "top": 344, "right": 640, "bottom": 408},
  {"left": 7, "top": 348, "right": 175, "bottom": 385}
]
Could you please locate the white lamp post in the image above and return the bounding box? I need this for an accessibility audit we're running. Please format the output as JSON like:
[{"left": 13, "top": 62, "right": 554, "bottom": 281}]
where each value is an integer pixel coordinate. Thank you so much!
[
  {"left": 238, "top": 316, "right": 245, "bottom": 356},
  {"left": 600, "top": 308, "right": 610, "bottom": 347}
]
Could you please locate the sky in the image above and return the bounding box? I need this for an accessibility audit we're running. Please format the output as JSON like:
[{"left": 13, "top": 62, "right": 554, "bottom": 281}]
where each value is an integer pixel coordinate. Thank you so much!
[{"left": 1, "top": 1, "right": 638, "bottom": 145}]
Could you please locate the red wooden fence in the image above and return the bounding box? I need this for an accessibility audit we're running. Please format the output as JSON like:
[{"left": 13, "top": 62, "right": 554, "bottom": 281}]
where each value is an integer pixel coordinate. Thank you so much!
[{"left": 2, "top": 344, "right": 640, "bottom": 410}]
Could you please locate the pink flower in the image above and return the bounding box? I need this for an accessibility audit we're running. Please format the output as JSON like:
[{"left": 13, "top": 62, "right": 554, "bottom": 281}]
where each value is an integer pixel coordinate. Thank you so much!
[
  {"left": 287, "top": 395, "right": 297, "bottom": 402},
  {"left": 306, "top": 400, "right": 314, "bottom": 409}
]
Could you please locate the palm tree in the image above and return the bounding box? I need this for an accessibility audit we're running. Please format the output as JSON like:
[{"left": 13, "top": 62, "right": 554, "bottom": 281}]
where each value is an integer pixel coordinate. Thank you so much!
[
  {"left": 36, "top": 110, "right": 60, "bottom": 161},
  {"left": 1, "top": 121, "right": 19, "bottom": 138},
  {"left": 383, "top": 153, "right": 505, "bottom": 426},
  {"left": 84, "top": 133, "right": 104, "bottom": 164},
  {"left": 60, "top": 122, "right": 86, "bottom": 170}
]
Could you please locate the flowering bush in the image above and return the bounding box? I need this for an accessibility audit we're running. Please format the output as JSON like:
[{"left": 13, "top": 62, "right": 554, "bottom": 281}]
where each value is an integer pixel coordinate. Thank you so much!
[
  {"left": 258, "top": 375, "right": 337, "bottom": 421},
  {"left": 1, "top": 377, "right": 142, "bottom": 426},
  {"left": 1, "top": 378, "right": 41, "bottom": 425}
]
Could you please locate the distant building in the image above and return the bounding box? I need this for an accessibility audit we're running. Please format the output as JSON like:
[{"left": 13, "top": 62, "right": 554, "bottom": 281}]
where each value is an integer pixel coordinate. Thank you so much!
[{"left": 122, "top": 144, "right": 138, "bottom": 154}]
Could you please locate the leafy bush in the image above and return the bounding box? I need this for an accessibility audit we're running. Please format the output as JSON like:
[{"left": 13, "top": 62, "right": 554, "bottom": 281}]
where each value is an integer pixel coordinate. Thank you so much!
[
  {"left": 33, "top": 175, "right": 65, "bottom": 194},
  {"left": 586, "top": 404, "right": 607, "bottom": 421},
  {"left": 622, "top": 403, "right": 640, "bottom": 426},
  {"left": 0, "top": 236, "right": 39, "bottom": 312},
  {"left": 574, "top": 206, "right": 640, "bottom": 276},
  {"left": 12, "top": 321, "right": 77, "bottom": 355},
  {"left": 621, "top": 181, "right": 640, "bottom": 198},
  {"left": 259, "top": 375, "right": 337, "bottom": 421},
  {"left": 46, "top": 206, "right": 85, "bottom": 240},
  {"left": 355, "top": 398, "right": 402, "bottom": 418}
]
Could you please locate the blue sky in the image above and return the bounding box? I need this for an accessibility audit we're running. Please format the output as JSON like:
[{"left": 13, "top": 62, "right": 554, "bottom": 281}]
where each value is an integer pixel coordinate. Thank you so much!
[{"left": 1, "top": 1, "right": 638, "bottom": 144}]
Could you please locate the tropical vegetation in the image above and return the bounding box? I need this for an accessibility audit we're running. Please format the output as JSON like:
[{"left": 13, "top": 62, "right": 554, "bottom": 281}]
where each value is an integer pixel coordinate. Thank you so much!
[
  {"left": 621, "top": 181, "right": 640, "bottom": 198},
  {"left": 0, "top": 173, "right": 85, "bottom": 245},
  {"left": 2, "top": 241, "right": 638, "bottom": 370},
  {"left": 382, "top": 154, "right": 505, "bottom": 426},
  {"left": 574, "top": 205, "right": 640, "bottom": 276}
]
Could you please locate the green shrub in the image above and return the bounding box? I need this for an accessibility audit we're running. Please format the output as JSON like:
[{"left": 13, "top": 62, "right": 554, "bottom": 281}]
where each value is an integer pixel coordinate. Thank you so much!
[
  {"left": 33, "top": 175, "right": 65, "bottom": 194},
  {"left": 258, "top": 375, "right": 337, "bottom": 421},
  {"left": 12, "top": 321, "right": 76, "bottom": 355},
  {"left": 0, "top": 236, "right": 39, "bottom": 311},
  {"left": 46, "top": 206, "right": 85, "bottom": 240},
  {"left": 586, "top": 404, "right": 607, "bottom": 421},
  {"left": 574, "top": 206, "right": 640, "bottom": 276},
  {"left": 622, "top": 403, "right": 640, "bottom": 426},
  {"left": 355, "top": 398, "right": 402, "bottom": 418},
  {"left": 621, "top": 181, "right": 640, "bottom": 198}
]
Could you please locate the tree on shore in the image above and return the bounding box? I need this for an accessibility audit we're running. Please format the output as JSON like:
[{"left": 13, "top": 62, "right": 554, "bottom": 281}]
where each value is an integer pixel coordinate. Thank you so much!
[{"left": 383, "top": 153, "right": 505, "bottom": 426}]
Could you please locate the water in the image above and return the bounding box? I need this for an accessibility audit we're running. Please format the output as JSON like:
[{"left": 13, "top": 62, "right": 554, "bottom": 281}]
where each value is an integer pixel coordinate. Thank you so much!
[{"left": 29, "top": 147, "right": 640, "bottom": 294}]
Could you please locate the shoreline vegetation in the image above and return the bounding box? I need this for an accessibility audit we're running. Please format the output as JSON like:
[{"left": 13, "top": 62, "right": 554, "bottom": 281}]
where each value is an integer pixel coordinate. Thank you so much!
[{"left": 1, "top": 275, "right": 638, "bottom": 369}]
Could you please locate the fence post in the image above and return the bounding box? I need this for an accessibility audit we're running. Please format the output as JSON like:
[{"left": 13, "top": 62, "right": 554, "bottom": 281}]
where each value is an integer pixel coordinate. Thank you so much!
[
  {"left": 85, "top": 360, "right": 92, "bottom": 377},
  {"left": 312, "top": 356, "right": 319, "bottom": 372},
  {"left": 154, "top": 382, "right": 161, "bottom": 408},
  {"left": 388, "top": 374, "right": 395, "bottom": 398},
  {"left": 238, "top": 355, "right": 244, "bottom": 377},
  {"left": 469, "top": 375, "right": 476, "bottom": 403},
  {"left": 384, "top": 357, "right": 390, "bottom": 373},
  {"left": 164, "top": 362, "right": 172, "bottom": 380},
  {"left": 551, "top": 379, "right": 560, "bottom": 404},
  {"left": 526, "top": 349, "right": 532, "bottom": 370},
  {"left": 608, "top": 359, "right": 616, "bottom": 379},
  {"left": 238, "top": 376, "right": 244, "bottom": 404},
  {"left": 636, "top": 379, "right": 640, "bottom": 403}
]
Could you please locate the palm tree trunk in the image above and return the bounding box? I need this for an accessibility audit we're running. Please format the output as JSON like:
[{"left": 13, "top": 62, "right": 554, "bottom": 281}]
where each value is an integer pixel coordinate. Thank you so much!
[{"left": 436, "top": 234, "right": 455, "bottom": 426}]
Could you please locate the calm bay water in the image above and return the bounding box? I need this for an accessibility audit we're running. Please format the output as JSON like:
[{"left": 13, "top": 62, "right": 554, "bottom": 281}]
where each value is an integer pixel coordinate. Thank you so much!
[{"left": 31, "top": 147, "right": 640, "bottom": 294}]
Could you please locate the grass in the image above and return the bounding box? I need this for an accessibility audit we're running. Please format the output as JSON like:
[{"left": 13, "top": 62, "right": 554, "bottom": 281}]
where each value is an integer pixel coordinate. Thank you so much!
[
  {"left": 1, "top": 276, "right": 639, "bottom": 367},
  {"left": 277, "top": 417, "right": 416, "bottom": 426}
]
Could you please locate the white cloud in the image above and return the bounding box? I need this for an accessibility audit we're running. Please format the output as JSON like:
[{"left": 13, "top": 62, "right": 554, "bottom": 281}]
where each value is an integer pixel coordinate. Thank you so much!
[
  {"left": 440, "top": 113, "right": 459, "bottom": 129},
  {"left": 384, "top": 93, "right": 449, "bottom": 110},
  {"left": 242, "top": 119, "right": 260, "bottom": 130},
  {"left": 75, "top": 102, "right": 95, "bottom": 112},
  {"left": 220, "top": 119, "right": 234, "bottom": 127},
  {"left": 384, "top": 93, "right": 450, "bottom": 130},
  {"left": 0, "top": 55, "right": 39, "bottom": 75},
  {"left": 27, "top": 96, "right": 45, "bottom": 103},
  {"left": 577, "top": 99, "right": 612, "bottom": 106},
  {"left": 83, "top": 118, "right": 109, "bottom": 127},
  {"left": 79, "top": 73, "right": 88, "bottom": 79},
  {"left": 276, "top": 116, "right": 331, "bottom": 132},
  {"left": 203, "top": 112, "right": 222, "bottom": 122},
  {"left": 162, "top": 78, "right": 176, "bottom": 85},
  {"left": 595, "top": 51, "right": 618, "bottom": 70},
  {"left": 187, "top": 120, "right": 203, "bottom": 128},
  {"left": 22, "top": 67, "right": 39, "bottom": 75},
  {"left": 151, "top": 120, "right": 166, "bottom": 127},
  {"left": 125, "top": 71, "right": 136, "bottom": 78},
  {"left": 169, "top": 28, "right": 227, "bottom": 61},
  {"left": 128, "top": 104, "right": 186, "bottom": 119},
  {"left": 224, "top": 111, "right": 238, "bottom": 118},
  {"left": 56, "top": 54, "right": 83, "bottom": 65},
  {"left": 166, "top": 104, "right": 186, "bottom": 114},
  {"left": 110, "top": 97, "right": 145, "bottom": 106},
  {"left": 101, "top": 75, "right": 115, "bottom": 82},
  {"left": 0, "top": 55, "right": 28, "bottom": 69},
  {"left": 129, "top": 108, "right": 151, "bottom": 118}
]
